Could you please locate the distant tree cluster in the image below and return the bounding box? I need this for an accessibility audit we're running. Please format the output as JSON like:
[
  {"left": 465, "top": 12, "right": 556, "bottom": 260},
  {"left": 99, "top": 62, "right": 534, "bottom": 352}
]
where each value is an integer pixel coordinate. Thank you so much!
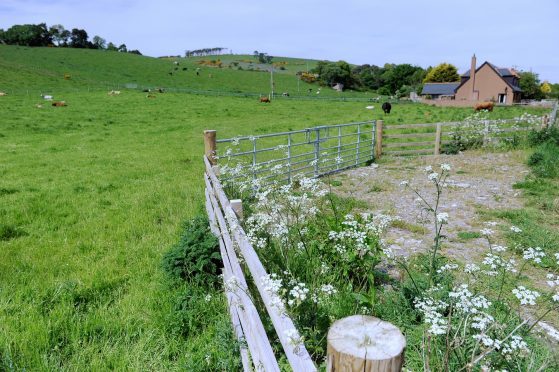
[
  {"left": 0, "top": 23, "right": 141, "bottom": 55},
  {"left": 253, "top": 51, "right": 273, "bottom": 64},
  {"left": 312, "top": 61, "right": 427, "bottom": 96},
  {"left": 185, "top": 48, "right": 227, "bottom": 57}
]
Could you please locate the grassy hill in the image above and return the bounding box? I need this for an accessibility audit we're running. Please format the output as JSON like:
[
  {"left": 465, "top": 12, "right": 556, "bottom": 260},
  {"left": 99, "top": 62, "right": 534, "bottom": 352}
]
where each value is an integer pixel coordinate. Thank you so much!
[{"left": 0, "top": 45, "right": 361, "bottom": 97}]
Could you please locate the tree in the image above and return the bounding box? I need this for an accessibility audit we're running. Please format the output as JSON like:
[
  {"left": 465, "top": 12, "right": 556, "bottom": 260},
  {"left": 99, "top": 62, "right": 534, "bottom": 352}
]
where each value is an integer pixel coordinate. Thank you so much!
[
  {"left": 92, "top": 35, "right": 106, "bottom": 49},
  {"left": 423, "top": 63, "right": 460, "bottom": 83},
  {"left": 540, "top": 81, "right": 552, "bottom": 97},
  {"left": 2, "top": 23, "right": 51, "bottom": 46},
  {"left": 106, "top": 42, "right": 118, "bottom": 51},
  {"left": 118, "top": 44, "right": 127, "bottom": 52},
  {"left": 518, "top": 71, "right": 544, "bottom": 100},
  {"left": 313, "top": 61, "right": 354, "bottom": 88},
  {"left": 49, "top": 24, "right": 68, "bottom": 46},
  {"left": 70, "top": 28, "right": 89, "bottom": 48}
]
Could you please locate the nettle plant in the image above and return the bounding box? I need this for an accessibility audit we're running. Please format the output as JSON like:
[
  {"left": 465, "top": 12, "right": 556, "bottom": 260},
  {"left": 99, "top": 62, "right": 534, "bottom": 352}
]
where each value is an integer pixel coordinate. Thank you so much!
[{"left": 399, "top": 164, "right": 559, "bottom": 370}]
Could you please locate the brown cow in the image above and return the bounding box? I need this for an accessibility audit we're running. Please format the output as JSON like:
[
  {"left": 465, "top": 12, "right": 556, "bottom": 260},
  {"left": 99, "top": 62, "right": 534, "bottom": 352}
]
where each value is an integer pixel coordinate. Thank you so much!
[
  {"left": 474, "top": 102, "right": 494, "bottom": 112},
  {"left": 52, "top": 101, "right": 67, "bottom": 107},
  {"left": 259, "top": 96, "right": 270, "bottom": 103}
]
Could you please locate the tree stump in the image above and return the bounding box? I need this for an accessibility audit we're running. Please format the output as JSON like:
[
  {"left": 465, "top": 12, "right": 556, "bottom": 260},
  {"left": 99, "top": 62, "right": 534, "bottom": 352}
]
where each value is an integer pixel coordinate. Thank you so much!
[{"left": 327, "top": 315, "right": 405, "bottom": 372}]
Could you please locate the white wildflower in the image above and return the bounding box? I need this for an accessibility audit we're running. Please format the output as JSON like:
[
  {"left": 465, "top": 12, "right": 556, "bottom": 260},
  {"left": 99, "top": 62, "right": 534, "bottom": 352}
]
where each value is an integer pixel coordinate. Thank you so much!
[
  {"left": 471, "top": 312, "right": 494, "bottom": 331},
  {"left": 547, "top": 274, "right": 559, "bottom": 288},
  {"left": 437, "top": 263, "right": 458, "bottom": 274},
  {"left": 424, "top": 165, "right": 433, "bottom": 173},
  {"left": 436, "top": 212, "right": 449, "bottom": 224},
  {"left": 320, "top": 284, "right": 337, "bottom": 296},
  {"left": 414, "top": 297, "right": 448, "bottom": 335},
  {"left": 510, "top": 225, "right": 522, "bottom": 233},
  {"left": 493, "top": 245, "right": 507, "bottom": 253},
  {"left": 484, "top": 221, "right": 498, "bottom": 227},
  {"left": 399, "top": 180, "right": 409, "bottom": 187},
  {"left": 428, "top": 172, "right": 439, "bottom": 181},
  {"left": 512, "top": 286, "right": 540, "bottom": 306},
  {"left": 523, "top": 247, "right": 545, "bottom": 264},
  {"left": 204, "top": 294, "right": 212, "bottom": 302},
  {"left": 440, "top": 163, "right": 451, "bottom": 171},
  {"left": 473, "top": 334, "right": 502, "bottom": 350},
  {"left": 288, "top": 283, "right": 309, "bottom": 306},
  {"left": 465, "top": 263, "right": 480, "bottom": 274},
  {"left": 480, "top": 228, "right": 494, "bottom": 236}
]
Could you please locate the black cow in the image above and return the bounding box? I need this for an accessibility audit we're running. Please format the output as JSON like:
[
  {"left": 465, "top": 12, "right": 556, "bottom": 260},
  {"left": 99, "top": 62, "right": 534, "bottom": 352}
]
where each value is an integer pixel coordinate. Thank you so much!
[{"left": 382, "top": 102, "right": 392, "bottom": 114}]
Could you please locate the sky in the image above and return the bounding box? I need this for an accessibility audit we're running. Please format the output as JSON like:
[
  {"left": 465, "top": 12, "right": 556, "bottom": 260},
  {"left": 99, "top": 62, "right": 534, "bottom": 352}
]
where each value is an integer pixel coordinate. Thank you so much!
[{"left": 1, "top": 0, "right": 558, "bottom": 82}]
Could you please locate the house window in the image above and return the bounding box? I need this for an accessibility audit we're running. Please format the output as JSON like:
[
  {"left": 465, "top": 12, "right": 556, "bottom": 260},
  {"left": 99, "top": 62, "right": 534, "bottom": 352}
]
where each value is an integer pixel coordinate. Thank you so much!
[{"left": 498, "top": 94, "right": 507, "bottom": 104}]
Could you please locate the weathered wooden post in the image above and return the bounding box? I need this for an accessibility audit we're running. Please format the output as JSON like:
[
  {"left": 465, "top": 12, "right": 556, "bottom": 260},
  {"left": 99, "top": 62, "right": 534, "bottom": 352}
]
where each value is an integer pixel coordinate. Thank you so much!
[
  {"left": 375, "top": 120, "right": 384, "bottom": 159},
  {"left": 541, "top": 115, "right": 549, "bottom": 129},
  {"left": 327, "top": 315, "right": 405, "bottom": 372},
  {"left": 434, "top": 123, "right": 442, "bottom": 155},
  {"left": 204, "top": 130, "right": 217, "bottom": 165},
  {"left": 230, "top": 199, "right": 244, "bottom": 221}
]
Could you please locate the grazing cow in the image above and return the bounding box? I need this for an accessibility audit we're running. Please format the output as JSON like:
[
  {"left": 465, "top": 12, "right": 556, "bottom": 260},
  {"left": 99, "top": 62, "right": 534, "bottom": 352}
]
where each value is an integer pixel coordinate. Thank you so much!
[
  {"left": 142, "top": 89, "right": 150, "bottom": 93},
  {"left": 146, "top": 94, "right": 156, "bottom": 98},
  {"left": 0, "top": 92, "right": 7, "bottom": 96},
  {"left": 182, "top": 67, "right": 188, "bottom": 71},
  {"left": 157, "top": 88, "right": 165, "bottom": 93},
  {"left": 259, "top": 96, "right": 270, "bottom": 103},
  {"left": 382, "top": 102, "right": 392, "bottom": 114},
  {"left": 474, "top": 102, "right": 494, "bottom": 112},
  {"left": 52, "top": 101, "right": 67, "bottom": 107},
  {"left": 108, "top": 90, "right": 121, "bottom": 96},
  {"left": 282, "top": 92, "right": 289, "bottom": 97},
  {"left": 41, "top": 94, "right": 53, "bottom": 100}
]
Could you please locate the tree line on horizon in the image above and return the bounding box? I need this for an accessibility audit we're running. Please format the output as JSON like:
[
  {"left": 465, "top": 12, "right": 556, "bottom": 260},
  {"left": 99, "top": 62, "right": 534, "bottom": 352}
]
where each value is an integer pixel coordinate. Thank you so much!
[
  {"left": 310, "top": 60, "right": 557, "bottom": 99},
  {"left": 0, "top": 23, "right": 142, "bottom": 55}
]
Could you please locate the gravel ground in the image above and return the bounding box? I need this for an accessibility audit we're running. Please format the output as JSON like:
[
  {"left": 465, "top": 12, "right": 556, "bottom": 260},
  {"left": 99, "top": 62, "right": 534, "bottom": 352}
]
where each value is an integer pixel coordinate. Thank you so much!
[
  {"left": 333, "top": 150, "right": 528, "bottom": 262},
  {"left": 332, "top": 150, "right": 559, "bottom": 341}
]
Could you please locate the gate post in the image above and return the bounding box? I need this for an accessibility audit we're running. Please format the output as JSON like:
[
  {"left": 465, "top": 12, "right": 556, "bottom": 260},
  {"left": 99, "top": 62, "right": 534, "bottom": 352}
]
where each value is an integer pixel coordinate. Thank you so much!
[
  {"left": 375, "top": 120, "right": 384, "bottom": 159},
  {"left": 204, "top": 130, "right": 217, "bottom": 165}
]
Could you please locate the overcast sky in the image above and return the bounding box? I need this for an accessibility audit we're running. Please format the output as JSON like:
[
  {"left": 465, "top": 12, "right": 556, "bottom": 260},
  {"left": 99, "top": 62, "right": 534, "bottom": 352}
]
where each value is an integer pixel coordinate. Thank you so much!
[{"left": 2, "top": 0, "right": 558, "bottom": 82}]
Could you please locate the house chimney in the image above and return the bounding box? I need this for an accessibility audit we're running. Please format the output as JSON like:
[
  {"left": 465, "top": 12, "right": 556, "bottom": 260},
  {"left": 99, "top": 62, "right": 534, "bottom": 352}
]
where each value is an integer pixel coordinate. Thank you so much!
[{"left": 470, "top": 54, "right": 477, "bottom": 100}]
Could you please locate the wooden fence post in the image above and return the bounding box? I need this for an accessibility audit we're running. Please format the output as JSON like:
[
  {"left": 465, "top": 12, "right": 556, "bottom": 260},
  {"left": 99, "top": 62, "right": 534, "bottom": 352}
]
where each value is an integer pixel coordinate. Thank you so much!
[
  {"left": 327, "top": 315, "right": 405, "bottom": 372},
  {"left": 204, "top": 130, "right": 217, "bottom": 165},
  {"left": 434, "top": 123, "right": 442, "bottom": 155},
  {"left": 375, "top": 120, "right": 383, "bottom": 159},
  {"left": 541, "top": 115, "right": 549, "bottom": 129},
  {"left": 230, "top": 199, "right": 244, "bottom": 221}
]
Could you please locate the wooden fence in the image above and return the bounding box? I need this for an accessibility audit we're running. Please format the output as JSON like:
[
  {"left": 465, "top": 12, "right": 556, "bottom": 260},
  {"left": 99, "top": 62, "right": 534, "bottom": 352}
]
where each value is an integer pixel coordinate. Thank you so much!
[
  {"left": 375, "top": 116, "right": 548, "bottom": 158},
  {"left": 204, "top": 155, "right": 317, "bottom": 372}
]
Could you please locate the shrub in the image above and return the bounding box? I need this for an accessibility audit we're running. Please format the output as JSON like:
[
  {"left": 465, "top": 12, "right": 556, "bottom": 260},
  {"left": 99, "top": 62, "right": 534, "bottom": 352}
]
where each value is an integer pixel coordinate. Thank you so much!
[
  {"left": 527, "top": 142, "right": 559, "bottom": 178},
  {"left": 162, "top": 215, "right": 221, "bottom": 287},
  {"left": 528, "top": 127, "right": 559, "bottom": 146}
]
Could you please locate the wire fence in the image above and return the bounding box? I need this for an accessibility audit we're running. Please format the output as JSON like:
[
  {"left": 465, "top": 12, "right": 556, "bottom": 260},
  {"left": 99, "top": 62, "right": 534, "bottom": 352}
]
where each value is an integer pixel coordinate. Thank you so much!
[{"left": 215, "top": 121, "right": 376, "bottom": 186}]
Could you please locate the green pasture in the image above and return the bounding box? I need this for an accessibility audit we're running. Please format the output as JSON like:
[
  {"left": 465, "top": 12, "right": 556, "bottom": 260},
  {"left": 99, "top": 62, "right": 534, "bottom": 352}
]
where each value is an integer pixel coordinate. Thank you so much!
[
  {"left": 0, "top": 45, "right": 553, "bottom": 369},
  {"left": 0, "top": 91, "right": 396, "bottom": 370}
]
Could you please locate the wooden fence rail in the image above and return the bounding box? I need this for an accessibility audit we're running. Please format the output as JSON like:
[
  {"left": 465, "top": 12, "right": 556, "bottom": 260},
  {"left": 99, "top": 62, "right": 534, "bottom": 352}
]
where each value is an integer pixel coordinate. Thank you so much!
[
  {"left": 377, "top": 117, "right": 546, "bottom": 157},
  {"left": 204, "top": 154, "right": 317, "bottom": 372}
]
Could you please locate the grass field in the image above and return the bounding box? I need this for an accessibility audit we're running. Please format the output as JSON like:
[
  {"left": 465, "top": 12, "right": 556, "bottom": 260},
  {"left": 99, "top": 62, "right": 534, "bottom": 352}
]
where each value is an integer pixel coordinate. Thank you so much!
[{"left": 0, "top": 46, "right": 553, "bottom": 370}]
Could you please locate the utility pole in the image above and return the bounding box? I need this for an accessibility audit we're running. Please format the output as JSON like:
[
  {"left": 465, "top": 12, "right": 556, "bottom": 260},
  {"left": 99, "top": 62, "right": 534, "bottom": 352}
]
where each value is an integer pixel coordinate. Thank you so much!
[{"left": 270, "top": 66, "right": 274, "bottom": 99}]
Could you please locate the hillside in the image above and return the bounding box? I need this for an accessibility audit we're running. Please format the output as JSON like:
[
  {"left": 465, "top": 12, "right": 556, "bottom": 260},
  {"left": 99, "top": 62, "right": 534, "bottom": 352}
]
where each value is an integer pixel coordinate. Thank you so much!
[{"left": 0, "top": 45, "right": 366, "bottom": 97}]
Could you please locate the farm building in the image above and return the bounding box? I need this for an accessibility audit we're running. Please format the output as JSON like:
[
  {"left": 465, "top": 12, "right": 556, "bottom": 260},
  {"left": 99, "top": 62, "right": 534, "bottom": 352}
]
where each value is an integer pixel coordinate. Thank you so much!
[
  {"left": 421, "top": 82, "right": 460, "bottom": 100},
  {"left": 422, "top": 55, "right": 522, "bottom": 105}
]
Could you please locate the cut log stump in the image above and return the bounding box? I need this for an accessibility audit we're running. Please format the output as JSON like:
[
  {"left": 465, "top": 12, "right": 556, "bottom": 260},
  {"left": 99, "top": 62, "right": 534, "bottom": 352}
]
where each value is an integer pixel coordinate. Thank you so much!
[{"left": 327, "top": 315, "right": 405, "bottom": 372}]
